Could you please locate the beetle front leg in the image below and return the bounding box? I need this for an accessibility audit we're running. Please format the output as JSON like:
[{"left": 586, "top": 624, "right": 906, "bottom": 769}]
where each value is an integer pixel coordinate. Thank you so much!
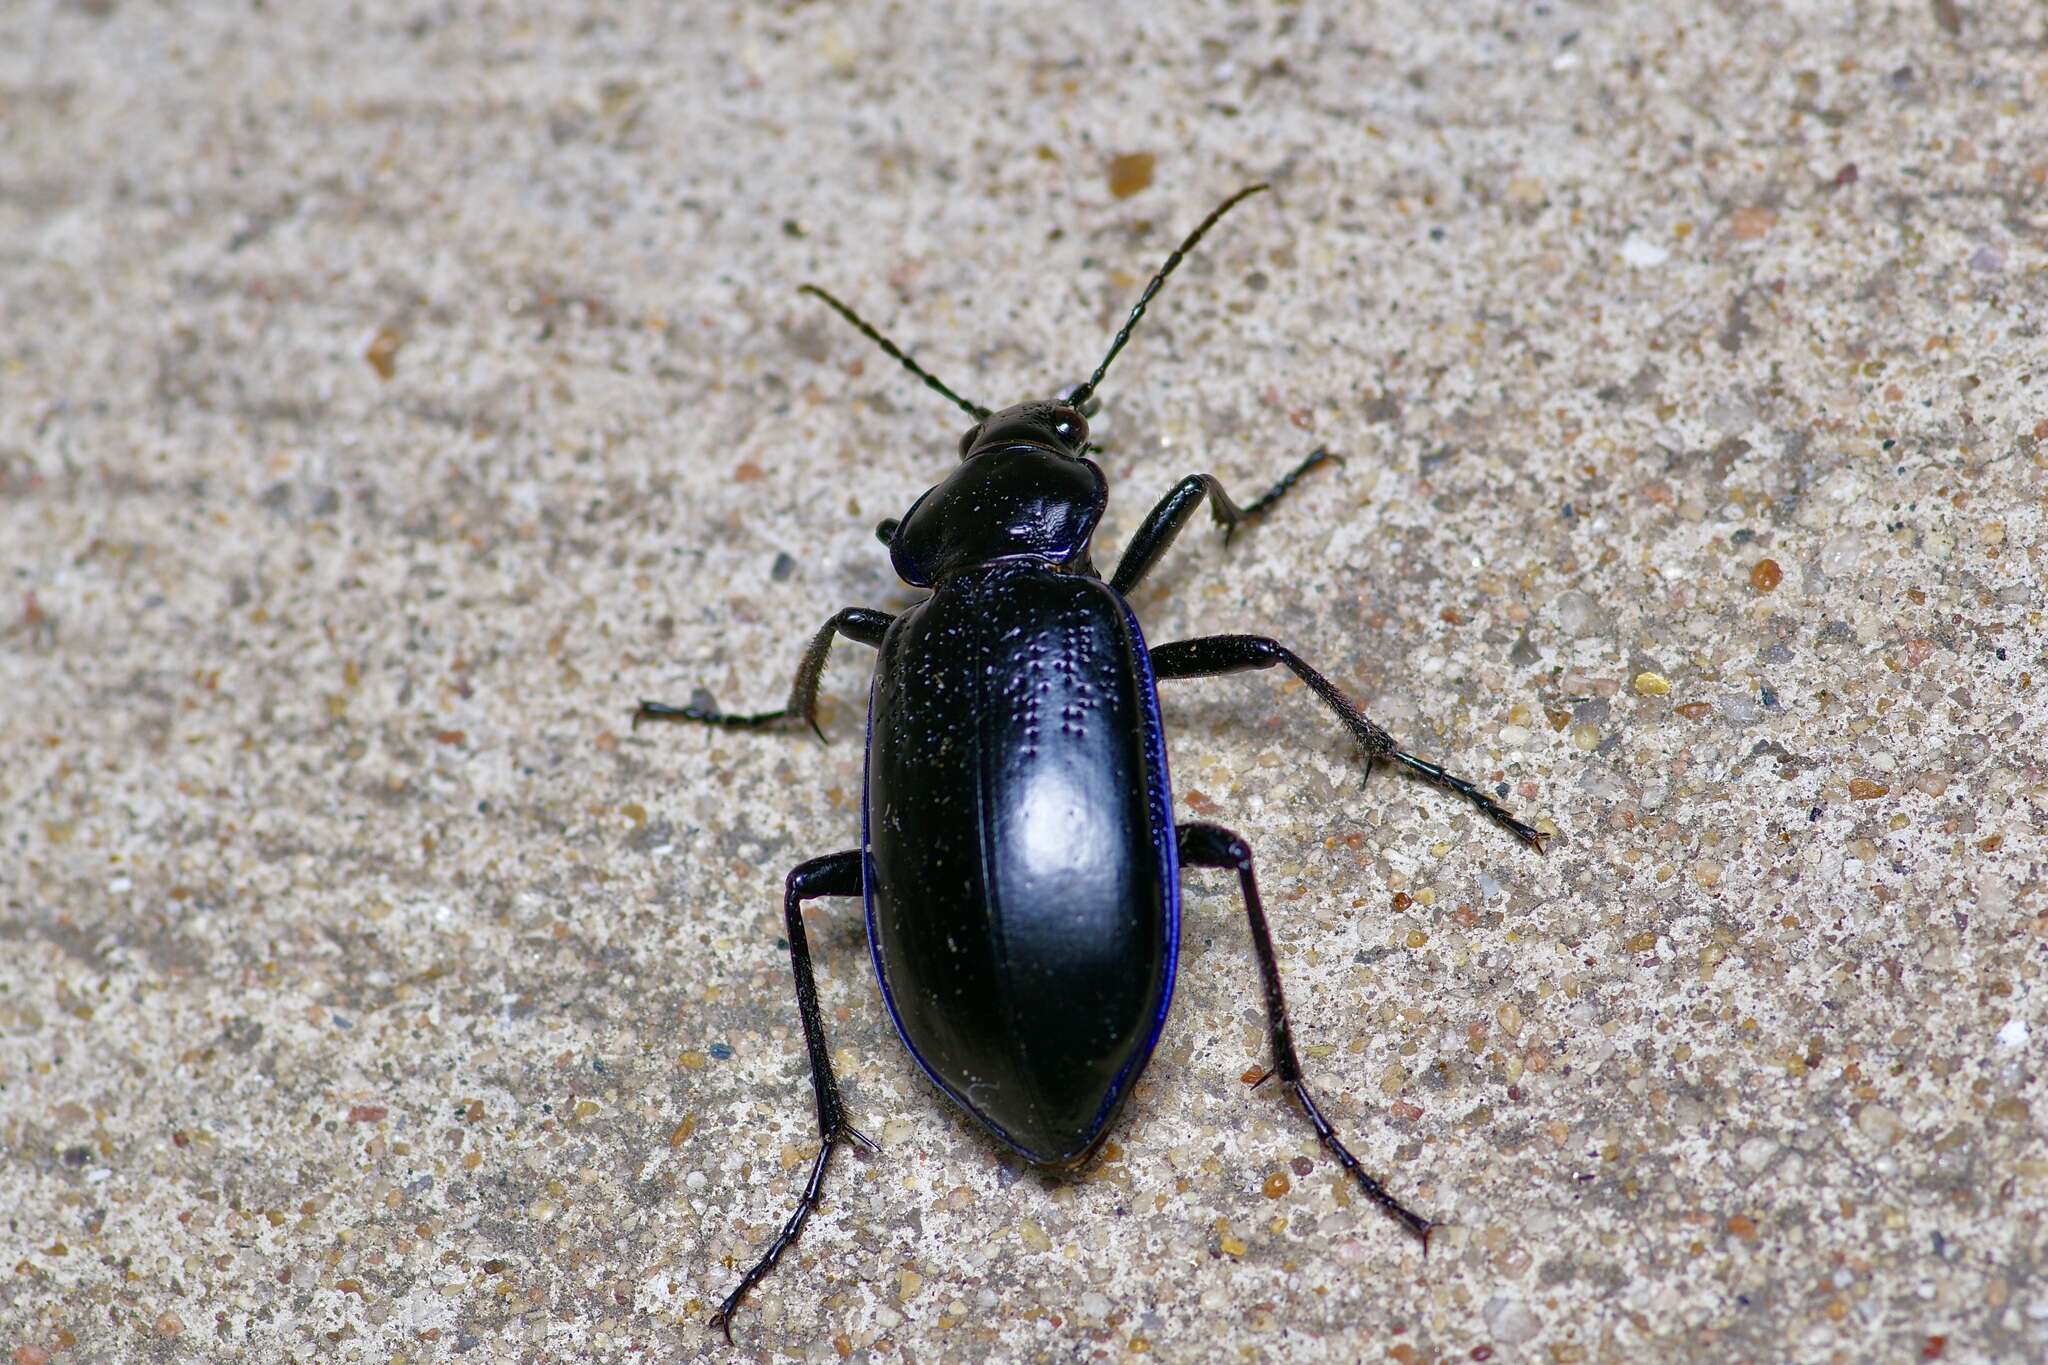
[
  {"left": 709, "top": 850, "right": 876, "bottom": 1342},
  {"left": 1109, "top": 449, "right": 1339, "bottom": 596},
  {"left": 635, "top": 606, "right": 893, "bottom": 742},
  {"left": 1176, "top": 822, "right": 1433, "bottom": 1245},
  {"left": 1151, "top": 634, "right": 1546, "bottom": 852}
]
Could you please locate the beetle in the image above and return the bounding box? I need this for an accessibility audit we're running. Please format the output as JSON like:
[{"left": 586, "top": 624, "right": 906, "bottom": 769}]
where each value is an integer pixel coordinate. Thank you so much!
[{"left": 638, "top": 184, "right": 1545, "bottom": 1338}]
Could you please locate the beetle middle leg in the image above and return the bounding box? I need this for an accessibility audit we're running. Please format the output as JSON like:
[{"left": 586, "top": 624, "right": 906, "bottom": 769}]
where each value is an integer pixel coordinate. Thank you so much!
[
  {"left": 1176, "top": 821, "right": 1433, "bottom": 1244},
  {"left": 1109, "top": 450, "right": 1340, "bottom": 595},
  {"left": 1151, "top": 634, "right": 1546, "bottom": 852},
  {"left": 634, "top": 606, "right": 893, "bottom": 742},
  {"left": 708, "top": 850, "right": 877, "bottom": 1341}
]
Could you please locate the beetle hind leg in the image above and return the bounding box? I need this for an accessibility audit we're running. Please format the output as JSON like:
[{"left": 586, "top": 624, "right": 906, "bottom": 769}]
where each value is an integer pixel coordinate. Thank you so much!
[
  {"left": 1176, "top": 822, "right": 1433, "bottom": 1245},
  {"left": 708, "top": 850, "right": 876, "bottom": 1341}
]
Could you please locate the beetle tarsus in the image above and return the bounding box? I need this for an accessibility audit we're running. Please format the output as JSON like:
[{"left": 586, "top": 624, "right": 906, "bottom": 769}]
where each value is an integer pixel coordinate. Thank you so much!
[
  {"left": 711, "top": 1120, "right": 871, "bottom": 1341},
  {"left": 1286, "top": 1077, "right": 1434, "bottom": 1242},
  {"left": 1382, "top": 748, "right": 1547, "bottom": 852},
  {"left": 634, "top": 699, "right": 800, "bottom": 732},
  {"left": 1222, "top": 447, "right": 1342, "bottom": 545}
]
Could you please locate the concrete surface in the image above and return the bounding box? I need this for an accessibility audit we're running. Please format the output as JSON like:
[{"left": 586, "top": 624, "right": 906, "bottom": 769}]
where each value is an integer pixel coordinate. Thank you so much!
[{"left": 4, "top": 1, "right": 2045, "bottom": 1360}]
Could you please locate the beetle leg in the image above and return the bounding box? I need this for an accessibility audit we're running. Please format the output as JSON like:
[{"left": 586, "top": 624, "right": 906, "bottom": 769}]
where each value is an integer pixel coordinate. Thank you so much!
[
  {"left": 1151, "top": 634, "right": 1547, "bottom": 852},
  {"left": 709, "top": 850, "right": 874, "bottom": 1342},
  {"left": 635, "top": 606, "right": 893, "bottom": 743},
  {"left": 1108, "top": 449, "right": 1340, "bottom": 596},
  {"left": 1175, "top": 822, "right": 1434, "bottom": 1245}
]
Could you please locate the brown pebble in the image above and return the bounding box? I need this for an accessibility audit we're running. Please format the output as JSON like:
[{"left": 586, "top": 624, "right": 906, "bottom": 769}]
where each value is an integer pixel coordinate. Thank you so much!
[
  {"left": 1730, "top": 206, "right": 1777, "bottom": 240},
  {"left": 1848, "top": 779, "right": 1889, "bottom": 800},
  {"left": 1749, "top": 558, "right": 1783, "bottom": 592},
  {"left": 1107, "top": 152, "right": 1155, "bottom": 199},
  {"left": 155, "top": 1312, "right": 184, "bottom": 1338},
  {"left": 364, "top": 327, "right": 402, "bottom": 380},
  {"left": 1262, "top": 1171, "right": 1291, "bottom": 1198}
]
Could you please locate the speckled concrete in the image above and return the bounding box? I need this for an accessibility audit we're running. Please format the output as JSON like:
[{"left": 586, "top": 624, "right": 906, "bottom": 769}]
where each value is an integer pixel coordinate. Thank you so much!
[{"left": 4, "top": 2, "right": 2044, "bottom": 1361}]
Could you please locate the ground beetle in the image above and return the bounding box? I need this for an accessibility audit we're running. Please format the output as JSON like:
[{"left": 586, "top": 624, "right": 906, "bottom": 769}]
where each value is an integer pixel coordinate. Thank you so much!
[{"left": 639, "top": 185, "right": 1546, "bottom": 1338}]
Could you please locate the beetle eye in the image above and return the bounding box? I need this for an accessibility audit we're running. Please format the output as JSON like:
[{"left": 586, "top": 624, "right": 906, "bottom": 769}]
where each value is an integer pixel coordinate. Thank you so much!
[
  {"left": 1049, "top": 407, "right": 1088, "bottom": 445},
  {"left": 956, "top": 423, "right": 983, "bottom": 457}
]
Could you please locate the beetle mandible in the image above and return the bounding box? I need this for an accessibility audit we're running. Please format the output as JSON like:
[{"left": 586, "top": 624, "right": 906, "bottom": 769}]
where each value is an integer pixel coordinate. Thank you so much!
[{"left": 638, "top": 184, "right": 1546, "bottom": 1339}]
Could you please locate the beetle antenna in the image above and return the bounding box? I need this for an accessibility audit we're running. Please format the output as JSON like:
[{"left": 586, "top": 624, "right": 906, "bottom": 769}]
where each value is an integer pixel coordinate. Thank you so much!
[
  {"left": 798, "top": 284, "right": 992, "bottom": 421},
  {"left": 1066, "top": 183, "right": 1269, "bottom": 411}
]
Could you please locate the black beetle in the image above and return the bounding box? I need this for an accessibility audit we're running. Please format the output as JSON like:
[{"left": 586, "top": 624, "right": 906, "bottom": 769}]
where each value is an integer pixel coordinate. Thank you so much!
[{"left": 638, "top": 185, "right": 1545, "bottom": 1338}]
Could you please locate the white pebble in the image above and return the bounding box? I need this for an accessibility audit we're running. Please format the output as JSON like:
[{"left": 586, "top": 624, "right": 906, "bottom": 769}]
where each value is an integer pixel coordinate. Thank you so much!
[
  {"left": 1856, "top": 1103, "right": 1901, "bottom": 1144},
  {"left": 1485, "top": 1296, "right": 1543, "bottom": 1343},
  {"left": 1820, "top": 532, "right": 1865, "bottom": 577},
  {"left": 1552, "top": 589, "right": 1607, "bottom": 637},
  {"left": 1621, "top": 235, "right": 1669, "bottom": 268}
]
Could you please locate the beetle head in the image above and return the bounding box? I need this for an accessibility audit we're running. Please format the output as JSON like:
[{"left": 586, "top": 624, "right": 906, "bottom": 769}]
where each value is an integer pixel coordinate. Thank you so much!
[
  {"left": 887, "top": 401, "right": 1105, "bottom": 586},
  {"left": 953, "top": 400, "right": 1089, "bottom": 459}
]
